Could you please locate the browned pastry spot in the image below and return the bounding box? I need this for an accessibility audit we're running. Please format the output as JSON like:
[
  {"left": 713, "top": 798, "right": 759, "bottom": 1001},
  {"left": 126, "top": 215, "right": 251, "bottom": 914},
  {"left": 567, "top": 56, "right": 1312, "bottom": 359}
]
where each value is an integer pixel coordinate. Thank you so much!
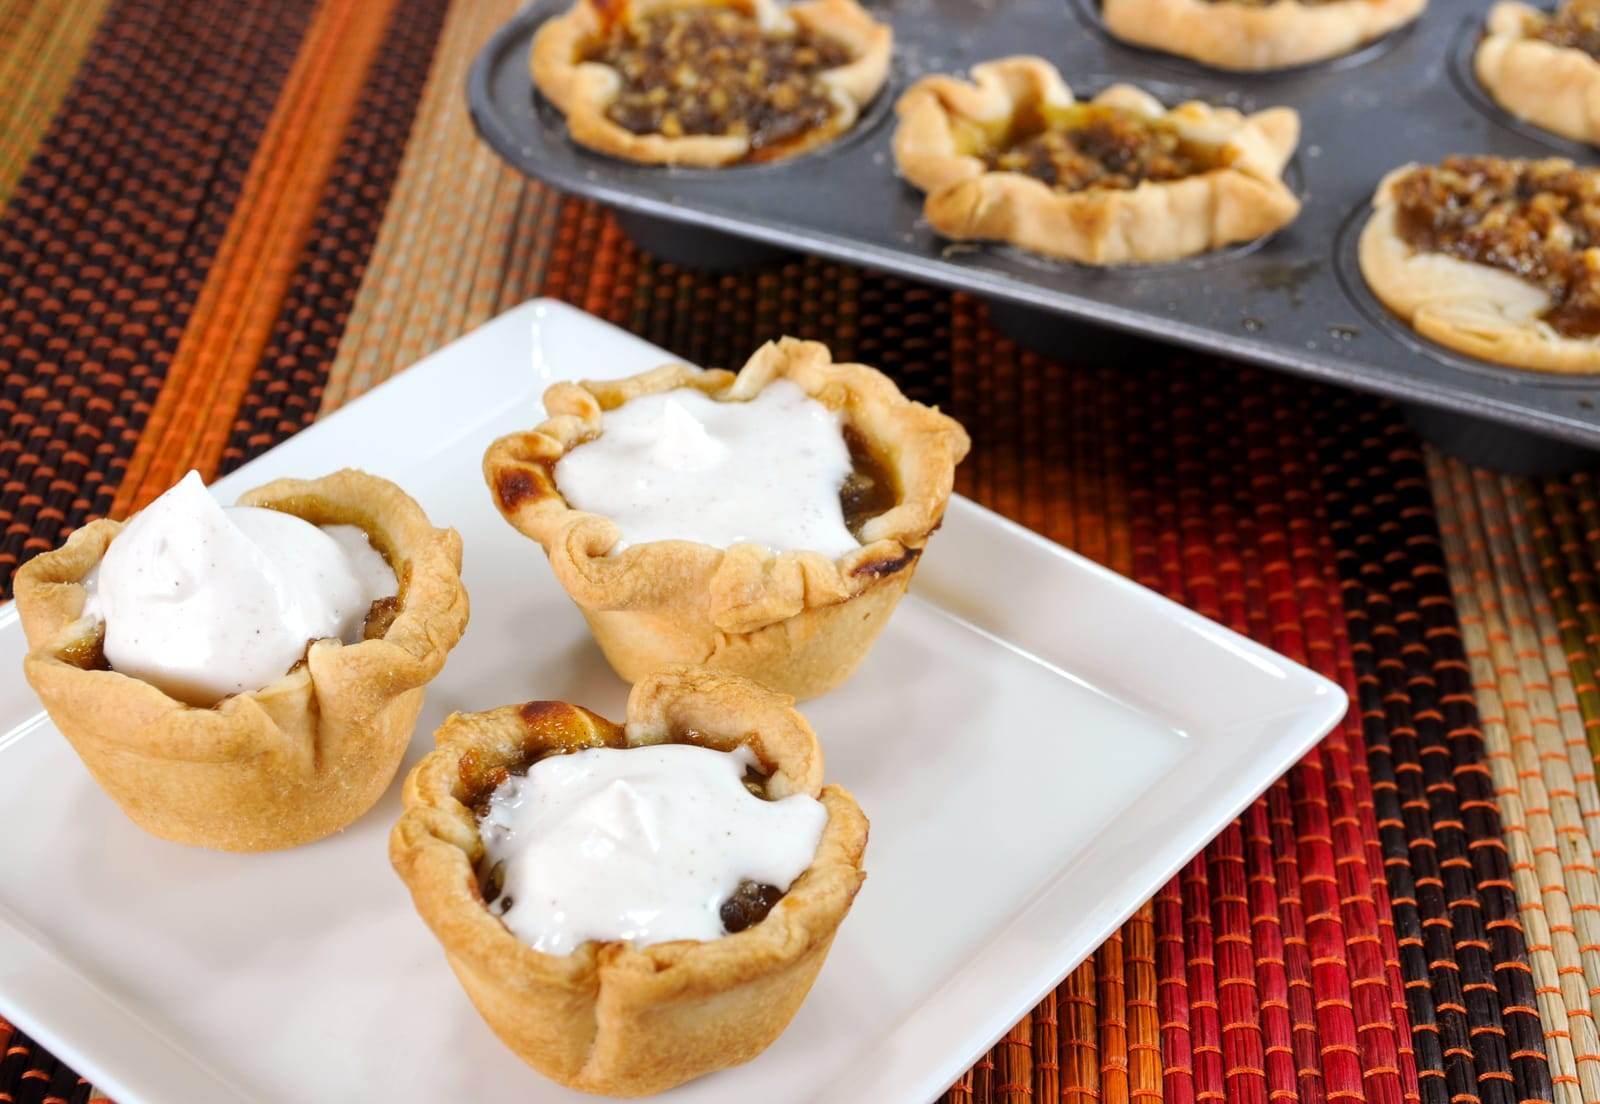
[
  {"left": 1526, "top": 0, "right": 1600, "bottom": 55},
  {"left": 1392, "top": 155, "right": 1600, "bottom": 337},
  {"left": 980, "top": 103, "right": 1225, "bottom": 193},
  {"left": 582, "top": 6, "right": 851, "bottom": 160}
]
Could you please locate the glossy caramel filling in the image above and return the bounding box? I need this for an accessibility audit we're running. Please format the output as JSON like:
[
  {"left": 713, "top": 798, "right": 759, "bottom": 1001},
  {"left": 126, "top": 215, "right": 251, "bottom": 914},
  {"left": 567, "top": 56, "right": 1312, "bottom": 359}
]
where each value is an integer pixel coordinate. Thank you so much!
[
  {"left": 582, "top": 6, "right": 851, "bottom": 161},
  {"left": 1392, "top": 156, "right": 1600, "bottom": 338},
  {"left": 976, "top": 103, "right": 1226, "bottom": 193},
  {"left": 840, "top": 425, "right": 897, "bottom": 538}
]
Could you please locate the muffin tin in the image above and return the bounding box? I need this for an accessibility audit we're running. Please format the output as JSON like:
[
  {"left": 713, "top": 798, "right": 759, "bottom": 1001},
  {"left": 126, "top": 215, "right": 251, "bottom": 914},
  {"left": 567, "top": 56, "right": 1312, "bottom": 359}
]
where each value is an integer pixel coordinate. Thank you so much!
[{"left": 468, "top": 0, "right": 1600, "bottom": 472}]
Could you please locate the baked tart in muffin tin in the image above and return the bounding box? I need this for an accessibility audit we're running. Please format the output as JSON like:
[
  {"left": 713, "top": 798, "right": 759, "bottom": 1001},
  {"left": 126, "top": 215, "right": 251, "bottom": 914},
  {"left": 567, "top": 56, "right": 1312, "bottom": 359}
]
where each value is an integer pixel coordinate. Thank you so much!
[
  {"left": 1359, "top": 155, "right": 1600, "bottom": 373},
  {"left": 1477, "top": 0, "right": 1600, "bottom": 147},
  {"left": 893, "top": 57, "right": 1301, "bottom": 266},
  {"left": 390, "top": 666, "right": 868, "bottom": 1096},
  {"left": 531, "top": 0, "right": 892, "bottom": 166},
  {"left": 483, "top": 336, "right": 968, "bottom": 699},
  {"left": 13, "top": 469, "right": 469, "bottom": 852},
  {"left": 1102, "top": 0, "right": 1426, "bottom": 71}
]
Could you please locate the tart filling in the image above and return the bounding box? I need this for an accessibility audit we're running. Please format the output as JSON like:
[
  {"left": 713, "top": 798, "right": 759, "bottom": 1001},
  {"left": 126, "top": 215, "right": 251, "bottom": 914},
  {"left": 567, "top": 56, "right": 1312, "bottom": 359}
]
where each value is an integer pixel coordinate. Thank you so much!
[
  {"left": 978, "top": 103, "right": 1228, "bottom": 193},
  {"left": 82, "top": 470, "right": 396, "bottom": 705},
  {"left": 1389, "top": 156, "right": 1600, "bottom": 338},
  {"left": 582, "top": 5, "right": 850, "bottom": 158},
  {"left": 552, "top": 378, "right": 897, "bottom": 558},
  {"left": 476, "top": 743, "right": 825, "bottom": 955}
]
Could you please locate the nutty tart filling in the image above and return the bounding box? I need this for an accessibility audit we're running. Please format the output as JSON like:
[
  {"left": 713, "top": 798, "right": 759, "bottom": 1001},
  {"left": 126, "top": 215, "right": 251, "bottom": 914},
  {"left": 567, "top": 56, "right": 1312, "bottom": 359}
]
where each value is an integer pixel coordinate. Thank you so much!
[
  {"left": 1391, "top": 156, "right": 1600, "bottom": 337},
  {"left": 582, "top": 6, "right": 852, "bottom": 159},
  {"left": 976, "top": 103, "right": 1228, "bottom": 193},
  {"left": 1524, "top": 0, "right": 1600, "bottom": 55}
]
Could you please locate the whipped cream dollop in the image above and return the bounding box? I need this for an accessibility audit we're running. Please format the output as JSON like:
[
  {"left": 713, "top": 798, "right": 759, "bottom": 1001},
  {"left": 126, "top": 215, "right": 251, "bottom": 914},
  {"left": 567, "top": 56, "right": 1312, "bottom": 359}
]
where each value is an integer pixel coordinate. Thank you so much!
[
  {"left": 83, "top": 471, "right": 395, "bottom": 706},
  {"left": 479, "top": 743, "right": 827, "bottom": 955},
  {"left": 553, "top": 380, "right": 861, "bottom": 558}
]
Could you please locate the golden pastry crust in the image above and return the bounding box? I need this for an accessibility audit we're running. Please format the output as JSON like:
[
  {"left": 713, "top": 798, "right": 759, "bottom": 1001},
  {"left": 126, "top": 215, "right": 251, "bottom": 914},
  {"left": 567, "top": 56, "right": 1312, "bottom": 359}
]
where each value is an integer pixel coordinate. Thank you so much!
[
  {"left": 1358, "top": 164, "right": 1600, "bottom": 373},
  {"left": 1476, "top": 1, "right": 1600, "bottom": 146},
  {"left": 482, "top": 337, "right": 970, "bottom": 699},
  {"left": 389, "top": 667, "right": 869, "bottom": 1097},
  {"left": 14, "top": 469, "right": 470, "bottom": 852},
  {"left": 892, "top": 58, "right": 1301, "bottom": 265},
  {"left": 530, "top": 0, "right": 892, "bottom": 167},
  {"left": 1102, "top": 0, "right": 1426, "bottom": 70}
]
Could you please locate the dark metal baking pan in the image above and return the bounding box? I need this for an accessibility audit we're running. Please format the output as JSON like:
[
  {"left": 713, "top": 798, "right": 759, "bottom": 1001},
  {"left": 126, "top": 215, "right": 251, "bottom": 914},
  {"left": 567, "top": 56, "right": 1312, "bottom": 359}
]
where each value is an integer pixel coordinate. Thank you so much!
[{"left": 468, "top": 0, "right": 1600, "bottom": 467}]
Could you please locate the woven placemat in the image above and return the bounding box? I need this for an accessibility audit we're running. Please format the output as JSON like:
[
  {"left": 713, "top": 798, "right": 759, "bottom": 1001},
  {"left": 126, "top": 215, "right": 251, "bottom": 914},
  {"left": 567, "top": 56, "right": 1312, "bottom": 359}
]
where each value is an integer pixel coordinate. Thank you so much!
[{"left": 3, "top": 3, "right": 1600, "bottom": 1103}]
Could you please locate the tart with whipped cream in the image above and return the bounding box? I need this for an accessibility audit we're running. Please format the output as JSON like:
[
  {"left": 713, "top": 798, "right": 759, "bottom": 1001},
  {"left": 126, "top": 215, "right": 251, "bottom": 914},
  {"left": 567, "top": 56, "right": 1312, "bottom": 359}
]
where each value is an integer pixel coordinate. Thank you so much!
[
  {"left": 1359, "top": 156, "right": 1600, "bottom": 373},
  {"left": 1101, "top": 0, "right": 1425, "bottom": 70},
  {"left": 14, "top": 469, "right": 469, "bottom": 851},
  {"left": 482, "top": 338, "right": 969, "bottom": 699},
  {"left": 1477, "top": 0, "right": 1600, "bottom": 146},
  {"left": 893, "top": 58, "right": 1301, "bottom": 265},
  {"left": 390, "top": 667, "right": 868, "bottom": 1096},
  {"left": 531, "top": 0, "right": 892, "bottom": 167}
]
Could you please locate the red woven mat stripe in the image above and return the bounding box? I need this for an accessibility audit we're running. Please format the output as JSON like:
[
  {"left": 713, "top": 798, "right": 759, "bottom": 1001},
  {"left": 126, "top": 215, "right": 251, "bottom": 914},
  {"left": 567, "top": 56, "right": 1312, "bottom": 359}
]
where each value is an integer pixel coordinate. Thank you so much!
[{"left": 0, "top": 0, "right": 319, "bottom": 598}]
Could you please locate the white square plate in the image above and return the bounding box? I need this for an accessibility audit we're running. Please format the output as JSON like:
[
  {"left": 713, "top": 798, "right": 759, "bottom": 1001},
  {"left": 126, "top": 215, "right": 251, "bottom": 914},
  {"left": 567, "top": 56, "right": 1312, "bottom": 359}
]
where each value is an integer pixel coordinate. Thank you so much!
[{"left": 0, "top": 300, "right": 1346, "bottom": 1104}]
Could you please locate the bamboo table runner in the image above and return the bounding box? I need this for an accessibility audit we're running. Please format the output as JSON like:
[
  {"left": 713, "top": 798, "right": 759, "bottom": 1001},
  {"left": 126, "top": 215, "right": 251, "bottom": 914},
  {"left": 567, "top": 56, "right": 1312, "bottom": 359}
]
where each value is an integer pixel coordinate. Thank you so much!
[{"left": 3, "top": 3, "right": 1598, "bottom": 1103}]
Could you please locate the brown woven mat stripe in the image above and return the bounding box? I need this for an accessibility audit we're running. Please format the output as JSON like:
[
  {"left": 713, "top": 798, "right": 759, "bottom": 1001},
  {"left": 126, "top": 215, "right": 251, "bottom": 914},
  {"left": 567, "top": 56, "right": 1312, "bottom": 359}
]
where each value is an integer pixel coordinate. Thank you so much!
[
  {"left": 0, "top": 0, "right": 319, "bottom": 598},
  {"left": 0, "top": 0, "right": 114, "bottom": 210},
  {"left": 0, "top": 1018, "right": 96, "bottom": 1104},
  {"left": 216, "top": 0, "right": 451, "bottom": 474},
  {"left": 1320, "top": 402, "right": 1553, "bottom": 1104},
  {"left": 1435, "top": 459, "right": 1600, "bottom": 1104}
]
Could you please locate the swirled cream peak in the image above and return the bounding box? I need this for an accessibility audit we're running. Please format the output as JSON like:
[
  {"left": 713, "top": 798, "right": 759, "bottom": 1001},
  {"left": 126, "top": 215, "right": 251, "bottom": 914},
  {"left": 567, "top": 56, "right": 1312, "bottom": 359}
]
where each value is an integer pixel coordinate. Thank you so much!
[
  {"left": 553, "top": 379, "right": 860, "bottom": 557},
  {"left": 479, "top": 744, "right": 826, "bottom": 955},
  {"left": 83, "top": 471, "right": 395, "bottom": 706}
]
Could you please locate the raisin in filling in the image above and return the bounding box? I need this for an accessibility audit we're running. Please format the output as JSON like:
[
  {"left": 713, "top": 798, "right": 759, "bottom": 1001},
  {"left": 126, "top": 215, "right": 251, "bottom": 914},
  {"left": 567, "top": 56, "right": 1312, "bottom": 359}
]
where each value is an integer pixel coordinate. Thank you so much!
[
  {"left": 1392, "top": 156, "right": 1600, "bottom": 338},
  {"left": 720, "top": 765, "right": 786, "bottom": 934},
  {"left": 839, "top": 425, "right": 897, "bottom": 538},
  {"left": 982, "top": 103, "right": 1225, "bottom": 193},
  {"left": 1526, "top": 0, "right": 1600, "bottom": 56},
  {"left": 582, "top": 6, "right": 852, "bottom": 161}
]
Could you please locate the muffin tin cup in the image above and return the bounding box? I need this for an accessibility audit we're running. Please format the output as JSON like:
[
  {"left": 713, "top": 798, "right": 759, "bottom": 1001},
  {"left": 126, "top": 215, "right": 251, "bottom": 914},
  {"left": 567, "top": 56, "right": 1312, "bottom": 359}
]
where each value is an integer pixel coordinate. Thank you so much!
[{"left": 469, "top": 0, "right": 1600, "bottom": 473}]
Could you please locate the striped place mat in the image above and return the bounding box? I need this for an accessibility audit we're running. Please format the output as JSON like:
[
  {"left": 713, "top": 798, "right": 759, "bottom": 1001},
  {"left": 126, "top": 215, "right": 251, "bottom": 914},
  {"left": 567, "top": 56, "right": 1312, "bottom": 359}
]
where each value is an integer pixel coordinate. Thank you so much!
[{"left": 2, "top": 3, "right": 1600, "bottom": 1103}]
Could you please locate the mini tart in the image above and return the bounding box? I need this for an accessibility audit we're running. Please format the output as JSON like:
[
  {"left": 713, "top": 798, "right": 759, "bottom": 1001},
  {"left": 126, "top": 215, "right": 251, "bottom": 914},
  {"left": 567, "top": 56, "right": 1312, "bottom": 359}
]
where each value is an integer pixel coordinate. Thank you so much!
[
  {"left": 530, "top": 0, "right": 892, "bottom": 167},
  {"left": 1102, "top": 0, "right": 1425, "bottom": 70},
  {"left": 389, "top": 667, "right": 868, "bottom": 1097},
  {"left": 482, "top": 337, "right": 969, "bottom": 700},
  {"left": 1477, "top": 0, "right": 1600, "bottom": 146},
  {"left": 14, "top": 470, "right": 470, "bottom": 852},
  {"left": 892, "top": 58, "right": 1301, "bottom": 265},
  {"left": 1358, "top": 157, "right": 1600, "bottom": 374}
]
